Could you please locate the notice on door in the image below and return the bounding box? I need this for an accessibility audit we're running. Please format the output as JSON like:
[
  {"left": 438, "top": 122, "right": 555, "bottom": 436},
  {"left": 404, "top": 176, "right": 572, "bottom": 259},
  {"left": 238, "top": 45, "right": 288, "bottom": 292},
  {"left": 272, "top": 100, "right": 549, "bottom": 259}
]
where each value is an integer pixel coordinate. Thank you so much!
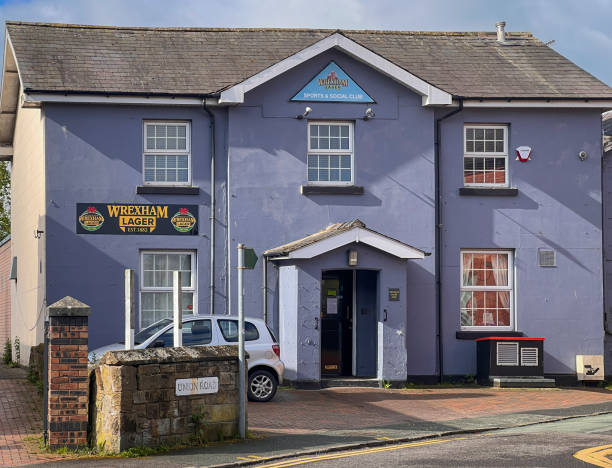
[
  {"left": 175, "top": 377, "right": 219, "bottom": 396},
  {"left": 326, "top": 297, "right": 338, "bottom": 315}
]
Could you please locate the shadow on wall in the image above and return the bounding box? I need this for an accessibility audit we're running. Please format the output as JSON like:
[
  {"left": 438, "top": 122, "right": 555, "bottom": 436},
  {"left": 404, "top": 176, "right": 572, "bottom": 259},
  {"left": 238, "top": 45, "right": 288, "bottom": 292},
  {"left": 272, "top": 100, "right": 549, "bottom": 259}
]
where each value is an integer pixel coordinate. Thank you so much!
[
  {"left": 543, "top": 350, "right": 575, "bottom": 375},
  {"left": 605, "top": 335, "right": 612, "bottom": 379},
  {"left": 305, "top": 192, "right": 382, "bottom": 207},
  {"left": 45, "top": 217, "right": 127, "bottom": 350},
  {"left": 405, "top": 259, "right": 437, "bottom": 376}
]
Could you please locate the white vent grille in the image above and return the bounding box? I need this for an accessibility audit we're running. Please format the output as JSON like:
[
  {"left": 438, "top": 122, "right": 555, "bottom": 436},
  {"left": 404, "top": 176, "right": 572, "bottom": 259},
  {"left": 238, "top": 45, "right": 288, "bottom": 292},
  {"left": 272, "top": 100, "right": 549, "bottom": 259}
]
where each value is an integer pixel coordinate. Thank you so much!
[
  {"left": 538, "top": 249, "right": 556, "bottom": 267},
  {"left": 496, "top": 342, "right": 519, "bottom": 366},
  {"left": 520, "top": 347, "right": 538, "bottom": 366}
]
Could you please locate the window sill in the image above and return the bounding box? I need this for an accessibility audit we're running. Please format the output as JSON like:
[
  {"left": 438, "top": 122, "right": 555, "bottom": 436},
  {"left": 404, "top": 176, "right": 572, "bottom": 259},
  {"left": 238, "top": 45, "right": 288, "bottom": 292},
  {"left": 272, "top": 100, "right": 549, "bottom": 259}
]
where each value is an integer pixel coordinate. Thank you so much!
[
  {"left": 459, "top": 187, "right": 518, "bottom": 196},
  {"left": 137, "top": 186, "right": 200, "bottom": 195},
  {"left": 301, "top": 185, "right": 364, "bottom": 195},
  {"left": 456, "top": 330, "right": 523, "bottom": 340}
]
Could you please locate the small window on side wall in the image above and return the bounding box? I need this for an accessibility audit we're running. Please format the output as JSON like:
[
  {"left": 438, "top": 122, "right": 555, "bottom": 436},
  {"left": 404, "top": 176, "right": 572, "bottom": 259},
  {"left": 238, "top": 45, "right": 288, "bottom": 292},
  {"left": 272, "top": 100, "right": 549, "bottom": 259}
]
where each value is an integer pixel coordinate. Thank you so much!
[
  {"left": 143, "top": 121, "right": 191, "bottom": 186},
  {"left": 460, "top": 250, "right": 514, "bottom": 330},
  {"left": 307, "top": 121, "right": 353, "bottom": 185},
  {"left": 464, "top": 125, "right": 508, "bottom": 187}
]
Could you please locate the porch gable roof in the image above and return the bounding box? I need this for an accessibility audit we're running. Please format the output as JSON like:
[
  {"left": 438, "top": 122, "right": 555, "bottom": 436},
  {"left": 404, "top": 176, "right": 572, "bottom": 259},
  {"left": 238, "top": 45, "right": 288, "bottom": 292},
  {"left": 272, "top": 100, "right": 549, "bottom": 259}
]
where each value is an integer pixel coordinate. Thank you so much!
[{"left": 264, "top": 219, "right": 427, "bottom": 260}]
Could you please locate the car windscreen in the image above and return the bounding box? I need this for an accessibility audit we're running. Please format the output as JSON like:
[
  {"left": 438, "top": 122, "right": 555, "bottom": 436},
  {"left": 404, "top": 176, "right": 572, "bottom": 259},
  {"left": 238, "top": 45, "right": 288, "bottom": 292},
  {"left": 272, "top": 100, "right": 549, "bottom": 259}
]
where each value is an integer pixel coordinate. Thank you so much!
[
  {"left": 217, "top": 319, "right": 259, "bottom": 342},
  {"left": 134, "top": 318, "right": 172, "bottom": 344}
]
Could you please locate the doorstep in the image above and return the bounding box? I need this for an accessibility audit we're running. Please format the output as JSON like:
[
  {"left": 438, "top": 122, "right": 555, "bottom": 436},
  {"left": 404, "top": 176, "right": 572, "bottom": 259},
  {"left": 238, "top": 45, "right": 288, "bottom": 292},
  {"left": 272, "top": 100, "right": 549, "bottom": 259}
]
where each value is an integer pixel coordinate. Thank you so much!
[
  {"left": 321, "top": 377, "right": 381, "bottom": 388},
  {"left": 491, "top": 376, "right": 556, "bottom": 388}
]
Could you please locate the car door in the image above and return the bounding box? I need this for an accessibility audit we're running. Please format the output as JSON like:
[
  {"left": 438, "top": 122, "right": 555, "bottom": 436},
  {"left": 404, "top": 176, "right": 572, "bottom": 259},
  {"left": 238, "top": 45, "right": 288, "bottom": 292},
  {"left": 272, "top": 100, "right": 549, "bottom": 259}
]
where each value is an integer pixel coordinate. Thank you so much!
[
  {"left": 148, "top": 319, "right": 213, "bottom": 348},
  {"left": 216, "top": 319, "right": 264, "bottom": 364}
]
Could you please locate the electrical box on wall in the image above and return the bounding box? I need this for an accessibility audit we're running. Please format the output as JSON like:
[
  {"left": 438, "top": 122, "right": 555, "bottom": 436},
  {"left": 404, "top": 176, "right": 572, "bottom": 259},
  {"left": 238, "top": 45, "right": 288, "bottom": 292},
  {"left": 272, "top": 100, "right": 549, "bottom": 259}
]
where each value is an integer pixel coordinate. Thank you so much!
[{"left": 576, "top": 355, "right": 604, "bottom": 381}]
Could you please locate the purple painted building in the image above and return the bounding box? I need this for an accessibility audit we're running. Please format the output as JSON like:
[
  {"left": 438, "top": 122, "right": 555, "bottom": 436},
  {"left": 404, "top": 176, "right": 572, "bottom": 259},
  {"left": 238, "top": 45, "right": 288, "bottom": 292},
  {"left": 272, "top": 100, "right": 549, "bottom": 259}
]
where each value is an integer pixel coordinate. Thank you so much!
[{"left": 2, "top": 21, "right": 612, "bottom": 384}]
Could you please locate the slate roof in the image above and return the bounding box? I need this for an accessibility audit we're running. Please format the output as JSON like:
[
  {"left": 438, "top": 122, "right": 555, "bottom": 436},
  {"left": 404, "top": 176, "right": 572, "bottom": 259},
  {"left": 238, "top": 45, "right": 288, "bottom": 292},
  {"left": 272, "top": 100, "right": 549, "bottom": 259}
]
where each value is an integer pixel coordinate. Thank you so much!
[
  {"left": 264, "top": 219, "right": 426, "bottom": 258},
  {"left": 6, "top": 22, "right": 612, "bottom": 100}
]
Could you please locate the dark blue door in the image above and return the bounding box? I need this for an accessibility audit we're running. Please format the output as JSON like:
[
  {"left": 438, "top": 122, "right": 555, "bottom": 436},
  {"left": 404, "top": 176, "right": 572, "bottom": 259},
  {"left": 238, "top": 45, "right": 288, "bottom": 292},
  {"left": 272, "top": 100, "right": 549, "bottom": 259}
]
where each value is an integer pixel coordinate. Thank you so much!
[{"left": 356, "top": 270, "right": 378, "bottom": 377}]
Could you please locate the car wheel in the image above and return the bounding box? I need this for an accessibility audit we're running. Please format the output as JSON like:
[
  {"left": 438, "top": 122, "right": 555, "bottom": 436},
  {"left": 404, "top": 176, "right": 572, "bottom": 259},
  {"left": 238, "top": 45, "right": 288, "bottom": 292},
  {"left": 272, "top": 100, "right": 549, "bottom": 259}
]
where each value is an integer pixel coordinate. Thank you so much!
[{"left": 247, "top": 369, "right": 277, "bottom": 402}]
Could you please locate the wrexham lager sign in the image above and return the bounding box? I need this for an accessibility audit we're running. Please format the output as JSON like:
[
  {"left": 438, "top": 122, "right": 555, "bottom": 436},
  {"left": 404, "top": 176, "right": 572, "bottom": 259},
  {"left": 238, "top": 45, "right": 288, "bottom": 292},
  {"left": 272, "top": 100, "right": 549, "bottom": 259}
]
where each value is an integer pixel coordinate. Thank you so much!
[{"left": 76, "top": 203, "right": 198, "bottom": 235}]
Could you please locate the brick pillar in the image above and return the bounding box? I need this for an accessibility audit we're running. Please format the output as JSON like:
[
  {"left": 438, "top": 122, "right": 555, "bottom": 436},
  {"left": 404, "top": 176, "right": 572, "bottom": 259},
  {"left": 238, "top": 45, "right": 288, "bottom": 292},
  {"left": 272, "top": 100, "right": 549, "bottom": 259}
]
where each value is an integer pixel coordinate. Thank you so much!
[{"left": 47, "top": 296, "right": 90, "bottom": 450}]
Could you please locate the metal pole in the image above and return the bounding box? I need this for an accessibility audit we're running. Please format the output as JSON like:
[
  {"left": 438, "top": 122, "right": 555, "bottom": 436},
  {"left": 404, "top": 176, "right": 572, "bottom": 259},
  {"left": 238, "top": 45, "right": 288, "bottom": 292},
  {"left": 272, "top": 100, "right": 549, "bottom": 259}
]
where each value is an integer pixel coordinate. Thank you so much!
[
  {"left": 262, "top": 256, "right": 268, "bottom": 325},
  {"left": 125, "top": 269, "right": 135, "bottom": 350},
  {"left": 202, "top": 103, "right": 216, "bottom": 316},
  {"left": 237, "top": 243, "right": 246, "bottom": 439},
  {"left": 173, "top": 271, "right": 183, "bottom": 347}
]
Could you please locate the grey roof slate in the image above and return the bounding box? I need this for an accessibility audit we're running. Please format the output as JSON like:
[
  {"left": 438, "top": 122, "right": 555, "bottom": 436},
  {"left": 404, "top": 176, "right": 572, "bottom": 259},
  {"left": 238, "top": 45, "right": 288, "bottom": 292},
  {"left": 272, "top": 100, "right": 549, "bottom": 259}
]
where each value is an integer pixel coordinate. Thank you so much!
[
  {"left": 6, "top": 22, "right": 612, "bottom": 99},
  {"left": 264, "top": 219, "right": 426, "bottom": 258}
]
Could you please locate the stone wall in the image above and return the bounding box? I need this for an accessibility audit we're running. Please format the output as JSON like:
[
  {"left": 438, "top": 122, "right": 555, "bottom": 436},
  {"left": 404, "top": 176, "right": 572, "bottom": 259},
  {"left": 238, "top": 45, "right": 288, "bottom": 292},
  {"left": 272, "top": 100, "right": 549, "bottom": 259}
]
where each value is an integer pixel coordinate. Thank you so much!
[{"left": 89, "top": 346, "right": 241, "bottom": 453}]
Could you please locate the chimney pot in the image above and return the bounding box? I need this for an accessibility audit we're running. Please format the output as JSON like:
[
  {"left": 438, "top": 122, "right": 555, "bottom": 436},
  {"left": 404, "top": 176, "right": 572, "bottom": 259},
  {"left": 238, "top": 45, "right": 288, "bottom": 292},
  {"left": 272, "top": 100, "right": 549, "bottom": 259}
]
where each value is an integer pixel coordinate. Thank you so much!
[{"left": 496, "top": 21, "right": 506, "bottom": 43}]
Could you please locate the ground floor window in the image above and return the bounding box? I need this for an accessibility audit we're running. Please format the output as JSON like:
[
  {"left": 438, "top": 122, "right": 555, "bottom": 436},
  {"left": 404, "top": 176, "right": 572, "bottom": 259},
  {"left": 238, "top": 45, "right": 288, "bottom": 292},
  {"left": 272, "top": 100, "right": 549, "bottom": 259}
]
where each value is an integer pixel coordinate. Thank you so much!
[
  {"left": 460, "top": 250, "right": 513, "bottom": 330},
  {"left": 140, "top": 250, "right": 196, "bottom": 327}
]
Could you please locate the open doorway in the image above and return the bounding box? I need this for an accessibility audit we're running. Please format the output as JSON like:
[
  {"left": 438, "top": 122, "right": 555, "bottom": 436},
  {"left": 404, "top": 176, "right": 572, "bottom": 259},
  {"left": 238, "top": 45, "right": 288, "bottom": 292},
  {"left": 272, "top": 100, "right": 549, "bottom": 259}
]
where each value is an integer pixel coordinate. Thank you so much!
[{"left": 320, "top": 269, "right": 378, "bottom": 378}]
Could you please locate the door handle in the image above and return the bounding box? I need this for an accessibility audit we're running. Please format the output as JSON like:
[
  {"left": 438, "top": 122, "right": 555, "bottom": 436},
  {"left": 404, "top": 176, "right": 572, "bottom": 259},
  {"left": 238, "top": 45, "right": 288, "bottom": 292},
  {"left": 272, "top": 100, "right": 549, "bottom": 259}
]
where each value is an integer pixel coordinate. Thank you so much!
[
  {"left": 384, "top": 309, "right": 388, "bottom": 322},
  {"left": 314, "top": 317, "right": 319, "bottom": 330}
]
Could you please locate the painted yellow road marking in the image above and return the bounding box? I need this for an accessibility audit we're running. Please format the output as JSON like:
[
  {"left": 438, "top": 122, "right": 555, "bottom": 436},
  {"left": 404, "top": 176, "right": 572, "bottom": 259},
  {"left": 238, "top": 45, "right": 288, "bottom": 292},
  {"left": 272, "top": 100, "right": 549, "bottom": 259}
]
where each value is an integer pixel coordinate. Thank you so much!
[
  {"left": 574, "top": 444, "right": 612, "bottom": 467},
  {"left": 238, "top": 455, "right": 268, "bottom": 461},
  {"left": 375, "top": 437, "right": 393, "bottom": 441},
  {"left": 256, "top": 437, "right": 465, "bottom": 468}
]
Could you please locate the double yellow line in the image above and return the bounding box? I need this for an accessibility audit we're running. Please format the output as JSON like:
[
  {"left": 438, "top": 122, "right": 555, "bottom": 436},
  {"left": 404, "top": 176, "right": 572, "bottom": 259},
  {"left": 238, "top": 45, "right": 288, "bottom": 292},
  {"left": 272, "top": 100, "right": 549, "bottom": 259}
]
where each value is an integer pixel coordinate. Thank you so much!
[
  {"left": 574, "top": 444, "right": 612, "bottom": 467},
  {"left": 256, "top": 437, "right": 464, "bottom": 468}
]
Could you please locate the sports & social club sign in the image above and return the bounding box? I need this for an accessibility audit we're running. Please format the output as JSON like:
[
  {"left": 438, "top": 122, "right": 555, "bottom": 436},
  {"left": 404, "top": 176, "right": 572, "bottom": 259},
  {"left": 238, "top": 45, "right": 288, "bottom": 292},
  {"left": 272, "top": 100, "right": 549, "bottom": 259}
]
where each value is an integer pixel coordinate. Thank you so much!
[
  {"left": 291, "top": 61, "right": 374, "bottom": 103},
  {"left": 76, "top": 203, "right": 198, "bottom": 235}
]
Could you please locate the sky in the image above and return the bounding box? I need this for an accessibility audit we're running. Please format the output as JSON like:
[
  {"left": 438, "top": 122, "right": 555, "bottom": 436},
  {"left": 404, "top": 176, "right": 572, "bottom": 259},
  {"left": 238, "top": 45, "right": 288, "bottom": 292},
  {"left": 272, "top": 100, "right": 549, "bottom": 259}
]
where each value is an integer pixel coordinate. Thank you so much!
[{"left": 0, "top": 0, "right": 610, "bottom": 86}]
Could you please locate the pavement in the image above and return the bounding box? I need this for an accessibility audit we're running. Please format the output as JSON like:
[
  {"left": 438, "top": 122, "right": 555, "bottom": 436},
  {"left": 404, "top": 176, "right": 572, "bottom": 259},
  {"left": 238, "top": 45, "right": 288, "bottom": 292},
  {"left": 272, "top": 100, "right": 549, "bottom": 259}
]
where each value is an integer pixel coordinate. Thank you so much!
[
  {"left": 0, "top": 362, "right": 64, "bottom": 466},
  {"left": 1, "top": 362, "right": 611, "bottom": 467}
]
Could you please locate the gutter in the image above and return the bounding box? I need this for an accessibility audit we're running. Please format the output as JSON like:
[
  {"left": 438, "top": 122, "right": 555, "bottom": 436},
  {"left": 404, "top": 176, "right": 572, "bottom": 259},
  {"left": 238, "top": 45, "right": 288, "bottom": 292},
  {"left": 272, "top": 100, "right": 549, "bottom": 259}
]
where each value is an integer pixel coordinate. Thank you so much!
[
  {"left": 434, "top": 99, "right": 463, "bottom": 383},
  {"left": 202, "top": 101, "right": 216, "bottom": 315}
]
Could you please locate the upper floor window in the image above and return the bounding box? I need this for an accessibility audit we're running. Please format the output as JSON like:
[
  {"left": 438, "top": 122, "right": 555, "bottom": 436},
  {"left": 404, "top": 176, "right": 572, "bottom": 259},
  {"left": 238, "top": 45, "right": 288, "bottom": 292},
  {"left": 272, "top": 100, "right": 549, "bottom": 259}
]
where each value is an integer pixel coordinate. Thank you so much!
[
  {"left": 143, "top": 121, "right": 191, "bottom": 185},
  {"left": 460, "top": 250, "right": 513, "bottom": 330},
  {"left": 464, "top": 125, "right": 508, "bottom": 187},
  {"left": 308, "top": 122, "right": 353, "bottom": 185}
]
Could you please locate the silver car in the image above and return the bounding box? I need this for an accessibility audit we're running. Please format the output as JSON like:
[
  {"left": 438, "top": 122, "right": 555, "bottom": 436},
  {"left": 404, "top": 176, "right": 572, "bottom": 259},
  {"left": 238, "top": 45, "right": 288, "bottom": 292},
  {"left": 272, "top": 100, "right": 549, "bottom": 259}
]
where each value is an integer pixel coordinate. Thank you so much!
[{"left": 89, "top": 315, "right": 284, "bottom": 402}]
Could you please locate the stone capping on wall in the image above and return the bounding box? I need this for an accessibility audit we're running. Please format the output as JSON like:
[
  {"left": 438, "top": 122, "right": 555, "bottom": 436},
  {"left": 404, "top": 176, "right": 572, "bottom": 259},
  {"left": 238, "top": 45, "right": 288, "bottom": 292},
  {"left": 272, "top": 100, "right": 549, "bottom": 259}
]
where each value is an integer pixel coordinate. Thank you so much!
[
  {"left": 90, "top": 345, "right": 243, "bottom": 453},
  {"left": 98, "top": 345, "right": 242, "bottom": 366}
]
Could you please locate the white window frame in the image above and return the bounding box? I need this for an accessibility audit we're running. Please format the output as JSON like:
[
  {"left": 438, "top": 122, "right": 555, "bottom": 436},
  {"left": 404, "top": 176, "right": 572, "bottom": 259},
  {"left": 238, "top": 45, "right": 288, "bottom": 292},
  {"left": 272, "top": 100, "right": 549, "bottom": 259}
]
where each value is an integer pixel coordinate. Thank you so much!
[
  {"left": 139, "top": 250, "right": 197, "bottom": 328},
  {"left": 142, "top": 121, "right": 192, "bottom": 186},
  {"left": 307, "top": 121, "right": 354, "bottom": 186},
  {"left": 463, "top": 125, "right": 508, "bottom": 188},
  {"left": 460, "top": 249, "right": 514, "bottom": 331}
]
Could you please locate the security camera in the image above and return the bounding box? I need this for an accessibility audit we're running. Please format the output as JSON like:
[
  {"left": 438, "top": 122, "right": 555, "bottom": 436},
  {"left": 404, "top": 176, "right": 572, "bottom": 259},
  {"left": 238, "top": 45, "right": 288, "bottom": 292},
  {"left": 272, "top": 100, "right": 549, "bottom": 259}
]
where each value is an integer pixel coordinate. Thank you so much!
[
  {"left": 578, "top": 151, "right": 587, "bottom": 161},
  {"left": 364, "top": 108, "right": 375, "bottom": 120}
]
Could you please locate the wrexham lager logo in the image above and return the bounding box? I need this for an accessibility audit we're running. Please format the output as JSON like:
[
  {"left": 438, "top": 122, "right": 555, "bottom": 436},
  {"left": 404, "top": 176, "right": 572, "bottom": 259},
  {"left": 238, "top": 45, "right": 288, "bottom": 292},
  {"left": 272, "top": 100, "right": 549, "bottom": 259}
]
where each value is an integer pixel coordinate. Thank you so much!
[
  {"left": 318, "top": 70, "right": 348, "bottom": 90},
  {"left": 107, "top": 204, "right": 168, "bottom": 233},
  {"left": 78, "top": 206, "right": 104, "bottom": 231},
  {"left": 171, "top": 208, "right": 196, "bottom": 232}
]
